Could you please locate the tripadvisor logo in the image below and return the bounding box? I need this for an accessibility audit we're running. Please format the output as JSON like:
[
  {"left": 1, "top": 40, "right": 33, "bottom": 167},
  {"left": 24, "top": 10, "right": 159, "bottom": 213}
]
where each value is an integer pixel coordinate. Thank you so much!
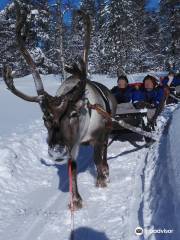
[
  {"left": 135, "top": 227, "right": 174, "bottom": 236},
  {"left": 135, "top": 227, "right": 144, "bottom": 236}
]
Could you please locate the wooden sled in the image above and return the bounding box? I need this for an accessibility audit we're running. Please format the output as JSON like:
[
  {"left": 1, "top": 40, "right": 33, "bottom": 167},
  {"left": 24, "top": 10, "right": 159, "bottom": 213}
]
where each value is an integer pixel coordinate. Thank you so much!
[{"left": 111, "top": 103, "right": 153, "bottom": 143}]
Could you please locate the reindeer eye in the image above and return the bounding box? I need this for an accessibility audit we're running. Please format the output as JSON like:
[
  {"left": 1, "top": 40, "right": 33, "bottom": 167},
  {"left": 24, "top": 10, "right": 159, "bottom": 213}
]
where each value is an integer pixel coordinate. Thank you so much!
[{"left": 69, "top": 111, "right": 78, "bottom": 118}]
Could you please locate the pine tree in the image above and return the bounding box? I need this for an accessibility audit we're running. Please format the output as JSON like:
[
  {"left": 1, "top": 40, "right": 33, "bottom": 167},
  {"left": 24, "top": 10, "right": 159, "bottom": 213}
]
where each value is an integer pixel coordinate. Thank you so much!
[
  {"left": 48, "top": 0, "right": 66, "bottom": 78},
  {"left": 160, "top": 0, "right": 180, "bottom": 71},
  {"left": 0, "top": 2, "right": 29, "bottom": 76},
  {"left": 104, "top": 0, "right": 141, "bottom": 74},
  {"left": 130, "top": 0, "right": 147, "bottom": 72},
  {"left": 29, "top": 0, "right": 57, "bottom": 74},
  {"left": 1, "top": 0, "right": 177, "bottom": 77},
  {"left": 95, "top": 0, "right": 108, "bottom": 73},
  {"left": 144, "top": 11, "right": 162, "bottom": 71}
]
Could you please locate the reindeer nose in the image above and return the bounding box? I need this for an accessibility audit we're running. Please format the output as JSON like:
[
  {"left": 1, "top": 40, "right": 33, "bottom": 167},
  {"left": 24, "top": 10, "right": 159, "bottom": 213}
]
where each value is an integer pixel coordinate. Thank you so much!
[{"left": 48, "top": 145, "right": 69, "bottom": 163}]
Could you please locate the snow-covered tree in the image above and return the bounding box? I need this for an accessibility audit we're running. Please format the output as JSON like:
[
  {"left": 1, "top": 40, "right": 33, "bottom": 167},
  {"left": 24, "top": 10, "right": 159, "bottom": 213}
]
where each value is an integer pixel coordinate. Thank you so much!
[
  {"left": 0, "top": 2, "right": 29, "bottom": 77},
  {"left": 102, "top": 0, "right": 147, "bottom": 74},
  {"left": 160, "top": 0, "right": 180, "bottom": 71},
  {"left": 143, "top": 11, "right": 163, "bottom": 71},
  {"left": 0, "top": 0, "right": 59, "bottom": 76},
  {"left": 94, "top": 0, "right": 108, "bottom": 73},
  {"left": 1, "top": 0, "right": 178, "bottom": 77},
  {"left": 47, "top": 0, "right": 66, "bottom": 77}
]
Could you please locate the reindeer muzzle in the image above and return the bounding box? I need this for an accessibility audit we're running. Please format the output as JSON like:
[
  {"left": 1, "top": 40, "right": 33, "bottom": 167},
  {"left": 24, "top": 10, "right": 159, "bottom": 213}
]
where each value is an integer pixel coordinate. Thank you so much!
[{"left": 48, "top": 145, "right": 69, "bottom": 164}]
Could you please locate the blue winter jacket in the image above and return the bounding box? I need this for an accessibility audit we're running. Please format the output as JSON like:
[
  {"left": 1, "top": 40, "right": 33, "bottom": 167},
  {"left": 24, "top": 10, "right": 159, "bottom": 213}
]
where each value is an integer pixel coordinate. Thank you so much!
[
  {"left": 162, "top": 77, "right": 180, "bottom": 87},
  {"left": 111, "top": 86, "right": 133, "bottom": 104},
  {"left": 132, "top": 87, "right": 164, "bottom": 107}
]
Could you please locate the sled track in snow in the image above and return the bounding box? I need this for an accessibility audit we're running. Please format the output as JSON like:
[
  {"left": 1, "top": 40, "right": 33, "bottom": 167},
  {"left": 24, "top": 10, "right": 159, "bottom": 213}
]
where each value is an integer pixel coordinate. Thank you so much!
[
  {"left": 0, "top": 121, "right": 93, "bottom": 240},
  {"left": 0, "top": 119, "right": 148, "bottom": 240}
]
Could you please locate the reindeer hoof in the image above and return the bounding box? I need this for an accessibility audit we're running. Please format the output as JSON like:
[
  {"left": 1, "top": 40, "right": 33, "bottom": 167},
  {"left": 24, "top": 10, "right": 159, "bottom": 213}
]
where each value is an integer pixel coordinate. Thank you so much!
[
  {"left": 68, "top": 198, "right": 83, "bottom": 211},
  {"left": 103, "top": 168, "right": 109, "bottom": 178},
  {"left": 96, "top": 177, "right": 107, "bottom": 188}
]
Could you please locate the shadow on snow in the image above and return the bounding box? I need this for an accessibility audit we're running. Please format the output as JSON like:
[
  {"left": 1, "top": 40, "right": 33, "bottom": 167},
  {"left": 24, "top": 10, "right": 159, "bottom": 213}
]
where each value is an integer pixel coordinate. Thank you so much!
[
  {"left": 40, "top": 145, "right": 95, "bottom": 193},
  {"left": 69, "top": 227, "right": 110, "bottom": 240}
]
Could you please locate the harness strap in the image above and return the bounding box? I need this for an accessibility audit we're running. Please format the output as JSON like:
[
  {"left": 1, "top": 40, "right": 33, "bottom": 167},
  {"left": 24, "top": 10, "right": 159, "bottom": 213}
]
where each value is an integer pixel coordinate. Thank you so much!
[
  {"left": 88, "top": 103, "right": 112, "bottom": 120},
  {"left": 91, "top": 81, "right": 111, "bottom": 114},
  {"left": 88, "top": 103, "right": 112, "bottom": 129},
  {"left": 68, "top": 160, "right": 75, "bottom": 240},
  {"left": 68, "top": 160, "right": 73, "bottom": 199}
]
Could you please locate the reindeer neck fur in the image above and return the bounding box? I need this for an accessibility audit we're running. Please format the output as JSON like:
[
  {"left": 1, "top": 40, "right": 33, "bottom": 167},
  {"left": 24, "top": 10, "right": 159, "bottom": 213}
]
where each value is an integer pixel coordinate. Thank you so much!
[{"left": 56, "top": 78, "right": 116, "bottom": 145}]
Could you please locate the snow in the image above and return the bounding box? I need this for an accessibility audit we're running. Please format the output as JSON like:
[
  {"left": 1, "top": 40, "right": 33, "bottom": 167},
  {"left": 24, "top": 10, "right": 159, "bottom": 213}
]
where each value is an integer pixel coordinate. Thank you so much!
[
  {"left": 0, "top": 74, "right": 60, "bottom": 137},
  {"left": 31, "top": 9, "right": 39, "bottom": 15},
  {"left": 136, "top": 104, "right": 179, "bottom": 239},
  {"left": 0, "top": 74, "right": 179, "bottom": 240}
]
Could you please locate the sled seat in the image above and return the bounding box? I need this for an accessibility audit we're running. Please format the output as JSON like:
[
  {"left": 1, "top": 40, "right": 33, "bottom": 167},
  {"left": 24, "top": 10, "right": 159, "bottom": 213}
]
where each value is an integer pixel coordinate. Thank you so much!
[{"left": 116, "top": 103, "right": 147, "bottom": 115}]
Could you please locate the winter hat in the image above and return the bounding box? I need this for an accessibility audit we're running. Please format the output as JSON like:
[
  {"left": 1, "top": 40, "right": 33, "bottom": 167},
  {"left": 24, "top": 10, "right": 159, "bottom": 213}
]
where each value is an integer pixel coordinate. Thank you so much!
[
  {"left": 117, "top": 75, "right": 129, "bottom": 84},
  {"left": 143, "top": 75, "right": 157, "bottom": 88}
]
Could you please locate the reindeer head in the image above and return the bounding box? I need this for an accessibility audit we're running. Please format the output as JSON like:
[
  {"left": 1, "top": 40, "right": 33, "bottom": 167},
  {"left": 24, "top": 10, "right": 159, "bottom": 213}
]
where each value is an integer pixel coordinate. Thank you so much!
[
  {"left": 3, "top": 2, "right": 91, "bottom": 162},
  {"left": 42, "top": 60, "right": 87, "bottom": 161}
]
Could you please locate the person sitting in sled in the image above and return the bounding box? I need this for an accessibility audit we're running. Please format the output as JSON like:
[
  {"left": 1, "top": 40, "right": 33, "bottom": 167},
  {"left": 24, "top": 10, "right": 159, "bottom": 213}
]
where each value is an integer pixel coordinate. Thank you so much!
[
  {"left": 161, "top": 71, "right": 180, "bottom": 102},
  {"left": 161, "top": 71, "right": 180, "bottom": 88},
  {"left": 132, "top": 75, "right": 164, "bottom": 110},
  {"left": 132, "top": 75, "right": 165, "bottom": 135},
  {"left": 111, "top": 75, "right": 133, "bottom": 104}
]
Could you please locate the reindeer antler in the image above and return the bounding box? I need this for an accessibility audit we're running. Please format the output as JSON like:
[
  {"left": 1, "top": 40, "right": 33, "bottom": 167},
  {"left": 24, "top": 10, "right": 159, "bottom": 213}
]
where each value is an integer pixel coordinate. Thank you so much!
[
  {"left": 3, "top": 65, "right": 39, "bottom": 102},
  {"left": 15, "top": 0, "right": 45, "bottom": 96},
  {"left": 74, "top": 10, "right": 92, "bottom": 72}
]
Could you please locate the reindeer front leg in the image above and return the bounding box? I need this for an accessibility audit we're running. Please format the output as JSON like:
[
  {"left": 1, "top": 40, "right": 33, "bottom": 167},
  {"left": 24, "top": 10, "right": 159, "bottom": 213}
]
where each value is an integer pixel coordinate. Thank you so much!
[
  {"left": 94, "top": 140, "right": 109, "bottom": 188},
  {"left": 68, "top": 160, "right": 83, "bottom": 210}
]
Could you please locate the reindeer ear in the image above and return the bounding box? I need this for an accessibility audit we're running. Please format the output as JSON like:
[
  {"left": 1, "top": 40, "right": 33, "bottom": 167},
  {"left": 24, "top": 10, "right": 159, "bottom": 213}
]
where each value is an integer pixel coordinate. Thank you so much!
[
  {"left": 73, "top": 57, "right": 86, "bottom": 78},
  {"left": 64, "top": 63, "right": 81, "bottom": 76},
  {"left": 64, "top": 64, "right": 75, "bottom": 74},
  {"left": 64, "top": 58, "right": 86, "bottom": 79},
  {"left": 76, "top": 57, "right": 86, "bottom": 77}
]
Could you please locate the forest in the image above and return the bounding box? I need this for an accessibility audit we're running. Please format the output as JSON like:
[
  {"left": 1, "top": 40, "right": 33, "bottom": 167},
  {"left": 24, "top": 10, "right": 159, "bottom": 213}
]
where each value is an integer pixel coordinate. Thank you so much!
[{"left": 0, "top": 0, "right": 179, "bottom": 78}]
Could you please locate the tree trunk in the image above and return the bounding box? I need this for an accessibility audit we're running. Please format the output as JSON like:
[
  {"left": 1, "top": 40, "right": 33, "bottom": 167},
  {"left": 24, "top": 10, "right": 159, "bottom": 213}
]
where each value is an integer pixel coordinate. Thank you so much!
[{"left": 56, "top": 0, "right": 66, "bottom": 81}]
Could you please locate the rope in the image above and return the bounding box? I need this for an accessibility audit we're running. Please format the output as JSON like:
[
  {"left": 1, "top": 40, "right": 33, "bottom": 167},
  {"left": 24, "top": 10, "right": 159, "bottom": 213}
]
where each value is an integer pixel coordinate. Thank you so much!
[
  {"left": 68, "top": 160, "right": 75, "bottom": 240},
  {"left": 88, "top": 103, "right": 112, "bottom": 121}
]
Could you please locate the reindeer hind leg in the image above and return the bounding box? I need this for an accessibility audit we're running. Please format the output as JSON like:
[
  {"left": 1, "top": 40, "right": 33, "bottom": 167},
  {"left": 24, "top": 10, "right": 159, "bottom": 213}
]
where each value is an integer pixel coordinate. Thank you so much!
[{"left": 94, "top": 138, "right": 109, "bottom": 188}]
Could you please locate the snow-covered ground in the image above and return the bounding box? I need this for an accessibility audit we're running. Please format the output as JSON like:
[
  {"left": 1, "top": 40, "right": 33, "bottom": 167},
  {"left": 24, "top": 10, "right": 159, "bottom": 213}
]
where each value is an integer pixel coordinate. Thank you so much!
[
  {"left": 0, "top": 74, "right": 179, "bottom": 240},
  {"left": 0, "top": 75, "right": 61, "bottom": 137}
]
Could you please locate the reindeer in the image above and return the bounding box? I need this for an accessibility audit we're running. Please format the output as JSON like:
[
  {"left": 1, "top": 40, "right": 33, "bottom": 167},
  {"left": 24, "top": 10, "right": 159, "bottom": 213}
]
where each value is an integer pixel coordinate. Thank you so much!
[{"left": 3, "top": 2, "right": 117, "bottom": 209}]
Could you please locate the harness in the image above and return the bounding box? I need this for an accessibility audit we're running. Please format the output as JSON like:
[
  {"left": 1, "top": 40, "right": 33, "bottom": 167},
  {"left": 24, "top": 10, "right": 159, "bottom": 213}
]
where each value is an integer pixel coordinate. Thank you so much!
[{"left": 91, "top": 81, "right": 111, "bottom": 114}]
